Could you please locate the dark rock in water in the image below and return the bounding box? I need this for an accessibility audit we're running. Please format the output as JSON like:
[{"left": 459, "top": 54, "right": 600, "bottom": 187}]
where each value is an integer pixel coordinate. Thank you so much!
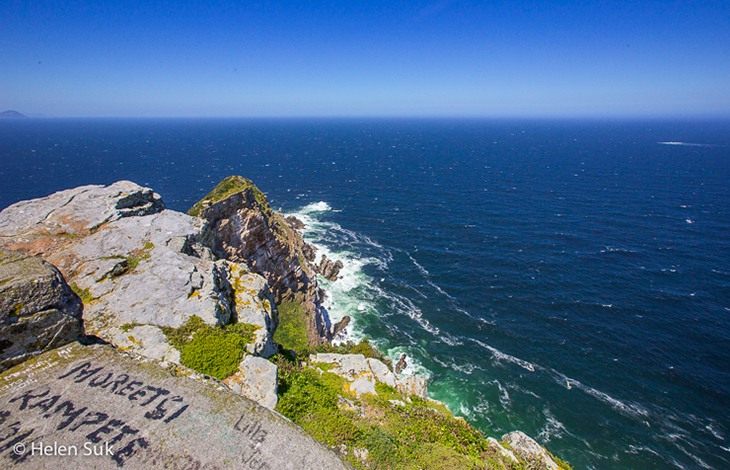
[
  {"left": 0, "top": 342, "right": 350, "bottom": 469},
  {"left": 331, "top": 315, "right": 350, "bottom": 338},
  {"left": 0, "top": 110, "right": 26, "bottom": 118},
  {"left": 395, "top": 353, "right": 407, "bottom": 374},
  {"left": 286, "top": 215, "right": 306, "bottom": 231},
  {"left": 314, "top": 254, "right": 344, "bottom": 281},
  {"left": 0, "top": 250, "right": 84, "bottom": 372}
]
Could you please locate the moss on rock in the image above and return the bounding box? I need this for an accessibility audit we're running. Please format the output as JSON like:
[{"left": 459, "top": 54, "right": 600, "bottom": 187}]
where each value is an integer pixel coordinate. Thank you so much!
[{"left": 161, "top": 315, "right": 259, "bottom": 380}]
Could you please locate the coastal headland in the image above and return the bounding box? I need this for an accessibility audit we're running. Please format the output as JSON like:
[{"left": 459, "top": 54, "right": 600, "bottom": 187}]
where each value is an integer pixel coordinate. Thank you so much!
[{"left": 0, "top": 177, "right": 571, "bottom": 469}]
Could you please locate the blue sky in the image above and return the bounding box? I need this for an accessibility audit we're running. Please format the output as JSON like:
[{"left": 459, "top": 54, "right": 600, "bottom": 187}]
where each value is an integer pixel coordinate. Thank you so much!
[{"left": 1, "top": 0, "right": 729, "bottom": 117}]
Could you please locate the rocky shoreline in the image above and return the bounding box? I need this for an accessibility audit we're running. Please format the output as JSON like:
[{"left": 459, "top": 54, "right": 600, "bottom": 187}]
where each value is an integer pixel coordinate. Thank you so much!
[{"left": 0, "top": 177, "right": 569, "bottom": 469}]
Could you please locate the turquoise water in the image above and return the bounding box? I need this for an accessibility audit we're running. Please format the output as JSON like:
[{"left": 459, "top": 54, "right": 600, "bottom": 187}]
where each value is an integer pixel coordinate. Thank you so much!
[{"left": 2, "top": 118, "right": 729, "bottom": 469}]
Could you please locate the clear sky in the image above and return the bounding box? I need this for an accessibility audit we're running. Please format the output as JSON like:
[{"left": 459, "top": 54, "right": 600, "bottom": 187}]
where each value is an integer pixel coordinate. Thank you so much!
[{"left": 1, "top": 0, "right": 729, "bottom": 118}]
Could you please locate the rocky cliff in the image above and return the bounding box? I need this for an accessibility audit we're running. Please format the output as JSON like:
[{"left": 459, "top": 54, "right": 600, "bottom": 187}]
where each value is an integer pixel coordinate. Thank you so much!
[
  {"left": 0, "top": 181, "right": 279, "bottom": 379},
  {"left": 188, "top": 176, "right": 345, "bottom": 344},
  {"left": 0, "top": 178, "right": 569, "bottom": 470}
]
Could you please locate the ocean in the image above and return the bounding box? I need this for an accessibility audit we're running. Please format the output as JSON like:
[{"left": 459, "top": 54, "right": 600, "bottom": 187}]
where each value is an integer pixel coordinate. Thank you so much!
[{"left": 1, "top": 118, "right": 729, "bottom": 469}]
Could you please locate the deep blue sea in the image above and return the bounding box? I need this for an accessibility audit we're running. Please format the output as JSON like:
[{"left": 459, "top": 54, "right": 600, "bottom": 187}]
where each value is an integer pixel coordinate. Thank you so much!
[{"left": 2, "top": 118, "right": 729, "bottom": 469}]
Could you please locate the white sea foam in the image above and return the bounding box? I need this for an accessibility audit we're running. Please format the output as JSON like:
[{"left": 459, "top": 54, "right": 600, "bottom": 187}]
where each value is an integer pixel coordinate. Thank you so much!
[
  {"left": 427, "top": 280, "right": 455, "bottom": 300},
  {"left": 470, "top": 339, "right": 536, "bottom": 372},
  {"left": 288, "top": 201, "right": 441, "bottom": 388},
  {"left": 658, "top": 142, "right": 715, "bottom": 147},
  {"left": 406, "top": 251, "right": 430, "bottom": 277},
  {"left": 536, "top": 407, "right": 567, "bottom": 443},
  {"left": 494, "top": 380, "right": 511, "bottom": 408},
  {"left": 300, "top": 201, "right": 332, "bottom": 212}
]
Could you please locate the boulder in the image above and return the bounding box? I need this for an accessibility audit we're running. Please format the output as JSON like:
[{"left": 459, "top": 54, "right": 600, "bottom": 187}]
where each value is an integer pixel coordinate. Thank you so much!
[
  {"left": 0, "top": 342, "right": 349, "bottom": 469},
  {"left": 0, "top": 250, "right": 83, "bottom": 372},
  {"left": 502, "top": 430, "right": 561, "bottom": 470},
  {"left": 395, "top": 353, "right": 407, "bottom": 374},
  {"left": 223, "top": 355, "right": 278, "bottom": 410},
  {"left": 331, "top": 315, "right": 350, "bottom": 338}
]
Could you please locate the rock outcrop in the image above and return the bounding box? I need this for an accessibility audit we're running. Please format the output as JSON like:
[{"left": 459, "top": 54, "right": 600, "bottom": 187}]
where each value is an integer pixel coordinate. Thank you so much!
[
  {"left": 310, "top": 353, "right": 427, "bottom": 400},
  {"left": 0, "top": 250, "right": 84, "bottom": 372},
  {"left": 223, "top": 354, "right": 279, "bottom": 410},
  {"left": 189, "top": 176, "right": 333, "bottom": 344},
  {"left": 313, "top": 254, "right": 343, "bottom": 281},
  {"left": 0, "top": 182, "right": 278, "bottom": 367},
  {"left": 502, "top": 430, "right": 562, "bottom": 470},
  {"left": 0, "top": 342, "right": 350, "bottom": 469}
]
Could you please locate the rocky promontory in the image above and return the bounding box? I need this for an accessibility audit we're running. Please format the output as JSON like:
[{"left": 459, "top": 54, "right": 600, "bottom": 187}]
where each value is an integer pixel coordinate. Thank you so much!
[{"left": 0, "top": 178, "right": 570, "bottom": 470}]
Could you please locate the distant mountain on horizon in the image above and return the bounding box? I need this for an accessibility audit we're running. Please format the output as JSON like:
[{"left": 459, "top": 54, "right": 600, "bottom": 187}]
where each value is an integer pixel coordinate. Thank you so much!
[{"left": 0, "top": 110, "right": 27, "bottom": 118}]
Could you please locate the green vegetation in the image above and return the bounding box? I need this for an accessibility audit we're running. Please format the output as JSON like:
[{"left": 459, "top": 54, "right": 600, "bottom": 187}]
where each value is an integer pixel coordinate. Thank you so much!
[
  {"left": 120, "top": 322, "right": 144, "bottom": 332},
  {"left": 99, "top": 242, "right": 153, "bottom": 277},
  {"left": 273, "top": 300, "right": 310, "bottom": 354},
  {"left": 160, "top": 315, "right": 259, "bottom": 380},
  {"left": 126, "top": 242, "right": 154, "bottom": 272},
  {"left": 187, "top": 175, "right": 271, "bottom": 217},
  {"left": 273, "top": 297, "right": 394, "bottom": 370},
  {"left": 51, "top": 232, "right": 79, "bottom": 238},
  {"left": 274, "top": 355, "right": 526, "bottom": 470},
  {"left": 70, "top": 283, "right": 95, "bottom": 304}
]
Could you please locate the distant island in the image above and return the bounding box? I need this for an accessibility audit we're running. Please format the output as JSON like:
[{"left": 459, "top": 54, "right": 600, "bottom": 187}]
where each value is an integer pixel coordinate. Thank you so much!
[{"left": 0, "top": 110, "right": 27, "bottom": 118}]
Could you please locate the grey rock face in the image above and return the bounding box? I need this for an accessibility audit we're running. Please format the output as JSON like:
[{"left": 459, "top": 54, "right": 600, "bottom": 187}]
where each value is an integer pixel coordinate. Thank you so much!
[
  {"left": 486, "top": 437, "right": 520, "bottom": 464},
  {"left": 0, "top": 180, "right": 164, "bottom": 239},
  {"left": 397, "top": 375, "right": 428, "bottom": 401},
  {"left": 0, "top": 250, "right": 84, "bottom": 372},
  {"left": 0, "top": 342, "right": 350, "bottom": 469},
  {"left": 502, "top": 430, "right": 561, "bottom": 470},
  {"left": 223, "top": 355, "right": 279, "bottom": 409}
]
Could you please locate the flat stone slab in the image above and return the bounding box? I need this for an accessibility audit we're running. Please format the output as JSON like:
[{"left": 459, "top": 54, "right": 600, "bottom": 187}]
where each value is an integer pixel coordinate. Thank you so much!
[{"left": 0, "top": 342, "right": 350, "bottom": 469}]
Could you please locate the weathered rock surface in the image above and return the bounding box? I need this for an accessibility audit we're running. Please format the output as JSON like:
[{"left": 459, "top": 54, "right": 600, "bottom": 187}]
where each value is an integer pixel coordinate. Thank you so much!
[
  {"left": 0, "top": 180, "right": 164, "bottom": 242},
  {"left": 0, "top": 250, "right": 83, "bottom": 372},
  {"left": 0, "top": 183, "right": 278, "bottom": 363},
  {"left": 313, "top": 254, "right": 343, "bottom": 281},
  {"left": 397, "top": 375, "right": 428, "bottom": 401},
  {"left": 502, "top": 430, "right": 561, "bottom": 470},
  {"left": 223, "top": 355, "right": 279, "bottom": 410},
  {"left": 285, "top": 215, "right": 306, "bottom": 232},
  {"left": 191, "top": 176, "right": 332, "bottom": 344},
  {"left": 0, "top": 342, "right": 350, "bottom": 469},
  {"left": 310, "top": 353, "right": 427, "bottom": 400},
  {"left": 486, "top": 437, "right": 520, "bottom": 465}
]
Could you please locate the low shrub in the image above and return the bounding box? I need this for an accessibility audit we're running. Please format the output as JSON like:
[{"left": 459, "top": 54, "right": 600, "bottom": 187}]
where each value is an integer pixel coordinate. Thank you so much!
[{"left": 161, "top": 315, "right": 258, "bottom": 380}]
